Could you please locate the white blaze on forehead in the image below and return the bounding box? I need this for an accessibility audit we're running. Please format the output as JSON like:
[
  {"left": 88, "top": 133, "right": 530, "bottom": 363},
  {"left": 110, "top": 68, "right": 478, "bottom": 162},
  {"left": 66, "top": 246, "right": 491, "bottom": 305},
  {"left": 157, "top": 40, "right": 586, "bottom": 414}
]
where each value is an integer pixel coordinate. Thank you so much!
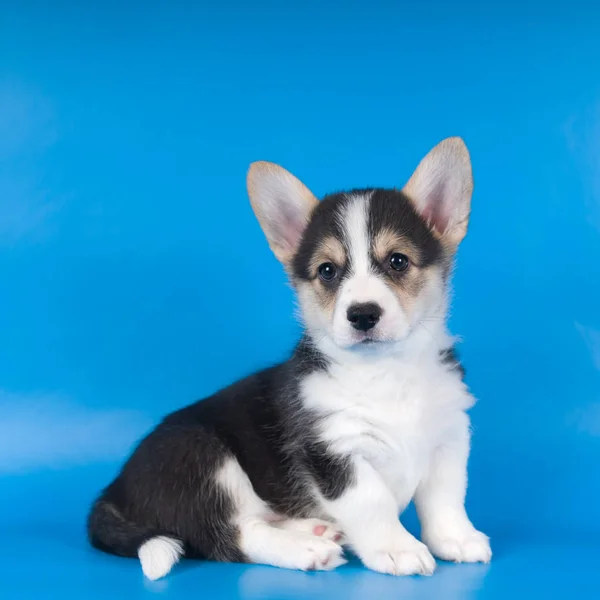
[
  {"left": 334, "top": 191, "right": 389, "bottom": 318},
  {"left": 341, "top": 192, "right": 372, "bottom": 276}
]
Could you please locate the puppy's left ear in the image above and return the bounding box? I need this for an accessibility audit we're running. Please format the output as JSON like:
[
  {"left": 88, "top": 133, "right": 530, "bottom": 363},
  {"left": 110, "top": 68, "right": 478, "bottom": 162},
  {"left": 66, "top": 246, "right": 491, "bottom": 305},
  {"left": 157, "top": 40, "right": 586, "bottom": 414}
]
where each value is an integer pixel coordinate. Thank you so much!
[
  {"left": 247, "top": 161, "right": 319, "bottom": 265},
  {"left": 403, "top": 137, "right": 473, "bottom": 247}
]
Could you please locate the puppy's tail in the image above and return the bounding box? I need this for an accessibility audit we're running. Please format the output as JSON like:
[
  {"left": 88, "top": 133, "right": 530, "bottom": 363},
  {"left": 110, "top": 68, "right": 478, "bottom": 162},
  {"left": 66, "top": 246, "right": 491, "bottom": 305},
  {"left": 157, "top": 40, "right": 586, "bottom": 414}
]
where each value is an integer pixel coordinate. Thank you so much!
[{"left": 88, "top": 497, "right": 183, "bottom": 580}]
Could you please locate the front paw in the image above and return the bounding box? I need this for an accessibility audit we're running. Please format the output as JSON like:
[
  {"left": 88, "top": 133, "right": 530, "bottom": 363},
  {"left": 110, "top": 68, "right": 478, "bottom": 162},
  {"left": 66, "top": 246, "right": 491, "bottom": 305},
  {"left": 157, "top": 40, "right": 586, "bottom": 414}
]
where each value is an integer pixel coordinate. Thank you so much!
[
  {"left": 360, "top": 540, "right": 436, "bottom": 576},
  {"left": 423, "top": 529, "right": 491, "bottom": 564}
]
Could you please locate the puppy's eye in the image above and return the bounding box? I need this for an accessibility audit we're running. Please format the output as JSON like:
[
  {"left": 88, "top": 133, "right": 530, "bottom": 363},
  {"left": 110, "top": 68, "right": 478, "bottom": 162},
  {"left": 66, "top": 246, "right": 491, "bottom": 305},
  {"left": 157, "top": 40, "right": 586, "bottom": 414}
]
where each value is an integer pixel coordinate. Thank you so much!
[
  {"left": 318, "top": 262, "right": 337, "bottom": 282},
  {"left": 389, "top": 253, "right": 410, "bottom": 272}
]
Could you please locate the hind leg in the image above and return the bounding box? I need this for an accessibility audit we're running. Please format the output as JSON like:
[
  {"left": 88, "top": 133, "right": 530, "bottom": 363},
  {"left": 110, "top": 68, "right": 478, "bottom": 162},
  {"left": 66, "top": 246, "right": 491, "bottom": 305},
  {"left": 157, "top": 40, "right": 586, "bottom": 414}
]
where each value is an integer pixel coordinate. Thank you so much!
[
  {"left": 239, "top": 518, "right": 346, "bottom": 571},
  {"left": 217, "top": 457, "right": 346, "bottom": 571},
  {"left": 273, "top": 518, "right": 344, "bottom": 543}
]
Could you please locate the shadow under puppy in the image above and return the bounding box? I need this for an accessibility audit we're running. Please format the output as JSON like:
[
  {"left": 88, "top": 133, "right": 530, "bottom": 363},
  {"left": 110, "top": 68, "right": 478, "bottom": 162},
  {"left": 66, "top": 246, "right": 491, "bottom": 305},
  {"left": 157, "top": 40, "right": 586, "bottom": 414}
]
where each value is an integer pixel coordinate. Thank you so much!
[{"left": 88, "top": 137, "right": 491, "bottom": 580}]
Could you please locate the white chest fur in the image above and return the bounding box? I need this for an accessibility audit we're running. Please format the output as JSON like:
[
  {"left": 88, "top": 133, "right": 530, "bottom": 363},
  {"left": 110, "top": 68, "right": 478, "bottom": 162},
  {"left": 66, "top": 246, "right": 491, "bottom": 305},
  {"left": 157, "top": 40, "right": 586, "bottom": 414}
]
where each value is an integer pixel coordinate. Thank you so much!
[{"left": 301, "top": 350, "right": 474, "bottom": 510}]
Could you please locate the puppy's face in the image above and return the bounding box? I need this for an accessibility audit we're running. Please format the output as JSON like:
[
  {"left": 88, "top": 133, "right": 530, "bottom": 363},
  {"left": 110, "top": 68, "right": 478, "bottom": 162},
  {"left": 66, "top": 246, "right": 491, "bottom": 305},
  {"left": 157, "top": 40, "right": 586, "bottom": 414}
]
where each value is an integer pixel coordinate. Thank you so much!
[{"left": 247, "top": 138, "right": 473, "bottom": 352}]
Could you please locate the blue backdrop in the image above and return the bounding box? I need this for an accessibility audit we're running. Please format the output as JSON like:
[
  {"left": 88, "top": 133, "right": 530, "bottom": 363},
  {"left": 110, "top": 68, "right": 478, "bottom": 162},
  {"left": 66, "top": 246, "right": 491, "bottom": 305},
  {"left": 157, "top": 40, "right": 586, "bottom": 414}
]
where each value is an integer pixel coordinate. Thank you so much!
[{"left": 2, "top": 1, "right": 600, "bottom": 598}]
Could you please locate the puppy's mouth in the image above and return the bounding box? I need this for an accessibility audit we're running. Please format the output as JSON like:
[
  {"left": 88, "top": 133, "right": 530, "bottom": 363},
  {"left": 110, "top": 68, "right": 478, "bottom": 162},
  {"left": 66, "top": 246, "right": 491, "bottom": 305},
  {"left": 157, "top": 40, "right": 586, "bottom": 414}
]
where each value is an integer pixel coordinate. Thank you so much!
[
  {"left": 352, "top": 332, "right": 390, "bottom": 347},
  {"left": 331, "top": 327, "right": 407, "bottom": 351},
  {"left": 348, "top": 329, "right": 407, "bottom": 349},
  {"left": 349, "top": 337, "right": 398, "bottom": 353}
]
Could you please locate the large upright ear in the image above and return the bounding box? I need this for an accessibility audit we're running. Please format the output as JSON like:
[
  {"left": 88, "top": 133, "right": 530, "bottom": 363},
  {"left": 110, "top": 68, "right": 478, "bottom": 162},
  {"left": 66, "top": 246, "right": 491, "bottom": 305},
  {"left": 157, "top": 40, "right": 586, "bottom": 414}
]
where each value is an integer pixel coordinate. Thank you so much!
[
  {"left": 403, "top": 137, "right": 473, "bottom": 247},
  {"left": 247, "top": 161, "right": 319, "bottom": 265}
]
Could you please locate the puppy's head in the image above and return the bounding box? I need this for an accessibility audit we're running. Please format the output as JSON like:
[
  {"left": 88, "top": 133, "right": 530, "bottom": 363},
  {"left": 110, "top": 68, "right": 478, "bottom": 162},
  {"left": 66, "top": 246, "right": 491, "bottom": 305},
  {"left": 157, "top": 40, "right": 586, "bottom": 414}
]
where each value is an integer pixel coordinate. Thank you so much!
[{"left": 247, "top": 138, "right": 473, "bottom": 352}]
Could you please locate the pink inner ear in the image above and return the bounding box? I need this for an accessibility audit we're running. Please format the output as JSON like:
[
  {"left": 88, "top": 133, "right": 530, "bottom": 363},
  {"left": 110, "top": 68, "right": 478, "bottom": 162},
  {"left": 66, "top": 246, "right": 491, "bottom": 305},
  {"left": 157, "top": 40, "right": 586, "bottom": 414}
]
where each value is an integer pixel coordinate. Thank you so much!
[
  {"left": 420, "top": 183, "right": 450, "bottom": 234},
  {"left": 279, "top": 209, "right": 306, "bottom": 253}
]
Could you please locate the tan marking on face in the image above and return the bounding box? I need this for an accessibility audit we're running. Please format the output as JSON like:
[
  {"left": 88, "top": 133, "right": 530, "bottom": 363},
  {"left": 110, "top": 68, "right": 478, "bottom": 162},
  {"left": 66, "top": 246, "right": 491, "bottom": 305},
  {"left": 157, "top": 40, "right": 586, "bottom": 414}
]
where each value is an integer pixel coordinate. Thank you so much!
[
  {"left": 308, "top": 236, "right": 346, "bottom": 277},
  {"left": 295, "top": 236, "right": 347, "bottom": 321},
  {"left": 296, "top": 280, "right": 337, "bottom": 324},
  {"left": 387, "top": 265, "right": 436, "bottom": 317},
  {"left": 372, "top": 227, "right": 429, "bottom": 316},
  {"left": 372, "top": 228, "right": 422, "bottom": 267},
  {"left": 372, "top": 229, "right": 446, "bottom": 318}
]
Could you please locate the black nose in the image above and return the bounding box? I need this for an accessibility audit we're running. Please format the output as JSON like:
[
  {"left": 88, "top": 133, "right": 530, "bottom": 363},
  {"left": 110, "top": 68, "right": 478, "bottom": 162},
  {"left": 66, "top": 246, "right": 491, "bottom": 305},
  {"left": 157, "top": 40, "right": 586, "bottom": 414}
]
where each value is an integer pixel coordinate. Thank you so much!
[{"left": 347, "top": 302, "right": 382, "bottom": 332}]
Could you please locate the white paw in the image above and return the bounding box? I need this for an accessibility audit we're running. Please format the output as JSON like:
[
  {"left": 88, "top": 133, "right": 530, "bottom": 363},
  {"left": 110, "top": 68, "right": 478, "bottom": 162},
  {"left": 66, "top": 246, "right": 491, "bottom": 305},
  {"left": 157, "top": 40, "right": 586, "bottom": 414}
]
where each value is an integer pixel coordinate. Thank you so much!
[
  {"left": 284, "top": 535, "right": 347, "bottom": 571},
  {"left": 274, "top": 518, "right": 344, "bottom": 543},
  {"left": 424, "top": 529, "right": 491, "bottom": 564},
  {"left": 360, "top": 540, "right": 436, "bottom": 576}
]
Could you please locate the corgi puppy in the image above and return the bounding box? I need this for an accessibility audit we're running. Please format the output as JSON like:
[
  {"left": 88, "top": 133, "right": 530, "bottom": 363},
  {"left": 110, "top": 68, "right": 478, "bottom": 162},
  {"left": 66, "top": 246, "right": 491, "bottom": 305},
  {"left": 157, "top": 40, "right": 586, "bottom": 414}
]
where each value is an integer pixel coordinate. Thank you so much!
[{"left": 88, "top": 137, "right": 491, "bottom": 580}]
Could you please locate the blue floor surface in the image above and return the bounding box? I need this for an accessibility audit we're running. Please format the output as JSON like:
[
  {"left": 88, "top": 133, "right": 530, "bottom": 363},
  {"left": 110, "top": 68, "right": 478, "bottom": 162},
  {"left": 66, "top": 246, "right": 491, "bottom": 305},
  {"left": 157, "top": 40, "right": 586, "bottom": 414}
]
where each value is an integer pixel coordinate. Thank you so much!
[
  {"left": 2, "top": 1, "right": 600, "bottom": 598},
  {"left": 4, "top": 464, "right": 600, "bottom": 599},
  {"left": 5, "top": 537, "right": 600, "bottom": 600}
]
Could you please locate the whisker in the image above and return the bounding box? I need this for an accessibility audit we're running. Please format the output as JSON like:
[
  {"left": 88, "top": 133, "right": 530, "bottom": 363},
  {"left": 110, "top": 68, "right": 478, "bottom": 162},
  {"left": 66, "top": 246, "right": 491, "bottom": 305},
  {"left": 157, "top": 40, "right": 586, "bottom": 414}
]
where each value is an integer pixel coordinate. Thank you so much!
[{"left": 418, "top": 321, "right": 439, "bottom": 344}]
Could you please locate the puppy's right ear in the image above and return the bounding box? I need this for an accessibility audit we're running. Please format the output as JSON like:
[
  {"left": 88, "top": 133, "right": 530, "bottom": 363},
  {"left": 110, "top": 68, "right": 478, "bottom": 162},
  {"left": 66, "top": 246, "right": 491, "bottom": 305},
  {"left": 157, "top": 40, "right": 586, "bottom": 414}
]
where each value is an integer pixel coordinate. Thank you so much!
[
  {"left": 247, "top": 162, "right": 319, "bottom": 265},
  {"left": 402, "top": 137, "right": 473, "bottom": 248}
]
